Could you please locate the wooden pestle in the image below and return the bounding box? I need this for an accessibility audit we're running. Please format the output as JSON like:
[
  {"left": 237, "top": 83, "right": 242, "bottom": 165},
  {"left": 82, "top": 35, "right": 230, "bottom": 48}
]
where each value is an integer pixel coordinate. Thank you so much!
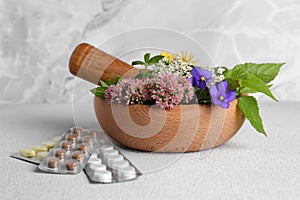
[{"left": 69, "top": 43, "right": 140, "bottom": 85}]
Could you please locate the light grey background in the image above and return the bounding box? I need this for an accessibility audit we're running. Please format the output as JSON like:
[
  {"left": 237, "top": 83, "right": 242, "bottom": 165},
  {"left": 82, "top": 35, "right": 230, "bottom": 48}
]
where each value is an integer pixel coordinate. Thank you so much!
[
  {"left": 1, "top": 0, "right": 300, "bottom": 104},
  {"left": 1, "top": 1, "right": 299, "bottom": 199}
]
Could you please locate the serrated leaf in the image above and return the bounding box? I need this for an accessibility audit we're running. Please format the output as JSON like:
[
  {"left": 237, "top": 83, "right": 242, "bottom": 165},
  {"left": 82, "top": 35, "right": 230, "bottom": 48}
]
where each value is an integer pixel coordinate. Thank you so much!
[
  {"left": 132, "top": 61, "right": 145, "bottom": 66},
  {"left": 240, "top": 74, "right": 278, "bottom": 101},
  {"left": 232, "top": 63, "right": 284, "bottom": 83},
  {"left": 238, "top": 96, "right": 266, "bottom": 136},
  {"left": 144, "top": 53, "right": 150, "bottom": 63},
  {"left": 148, "top": 55, "right": 164, "bottom": 65}
]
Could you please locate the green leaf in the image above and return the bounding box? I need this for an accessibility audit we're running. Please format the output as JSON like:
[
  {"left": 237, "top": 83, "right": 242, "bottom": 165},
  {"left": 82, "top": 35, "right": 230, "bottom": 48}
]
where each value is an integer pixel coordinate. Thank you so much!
[
  {"left": 232, "top": 63, "right": 284, "bottom": 83},
  {"left": 106, "top": 79, "right": 114, "bottom": 86},
  {"left": 99, "top": 80, "right": 109, "bottom": 87},
  {"left": 240, "top": 74, "right": 278, "bottom": 101},
  {"left": 240, "top": 84, "right": 273, "bottom": 94},
  {"left": 114, "top": 75, "right": 121, "bottom": 84},
  {"left": 238, "top": 96, "right": 266, "bottom": 136},
  {"left": 90, "top": 87, "right": 106, "bottom": 98},
  {"left": 148, "top": 55, "right": 164, "bottom": 65},
  {"left": 132, "top": 61, "right": 145, "bottom": 66},
  {"left": 144, "top": 53, "right": 150, "bottom": 63}
]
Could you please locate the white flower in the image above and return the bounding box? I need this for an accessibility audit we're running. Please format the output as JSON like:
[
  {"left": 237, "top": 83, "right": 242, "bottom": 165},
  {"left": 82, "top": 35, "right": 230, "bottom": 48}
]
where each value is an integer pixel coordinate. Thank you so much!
[{"left": 217, "top": 67, "right": 225, "bottom": 74}]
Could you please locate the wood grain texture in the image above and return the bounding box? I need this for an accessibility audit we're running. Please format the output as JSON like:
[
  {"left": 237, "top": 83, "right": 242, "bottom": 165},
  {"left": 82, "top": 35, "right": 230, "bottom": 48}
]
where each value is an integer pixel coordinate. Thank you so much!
[
  {"left": 94, "top": 97, "right": 246, "bottom": 152},
  {"left": 69, "top": 43, "right": 140, "bottom": 84}
]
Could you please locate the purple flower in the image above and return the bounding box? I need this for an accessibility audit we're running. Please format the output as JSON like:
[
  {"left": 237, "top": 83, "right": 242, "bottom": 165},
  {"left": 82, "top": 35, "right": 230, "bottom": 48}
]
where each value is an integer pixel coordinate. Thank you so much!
[
  {"left": 189, "top": 67, "right": 212, "bottom": 90},
  {"left": 209, "top": 81, "right": 236, "bottom": 109}
]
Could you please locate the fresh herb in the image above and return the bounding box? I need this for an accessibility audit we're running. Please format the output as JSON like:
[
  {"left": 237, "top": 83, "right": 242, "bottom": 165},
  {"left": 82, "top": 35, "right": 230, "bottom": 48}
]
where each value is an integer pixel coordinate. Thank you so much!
[
  {"left": 91, "top": 49, "right": 284, "bottom": 137},
  {"left": 90, "top": 75, "right": 121, "bottom": 98},
  {"left": 224, "top": 63, "right": 284, "bottom": 136},
  {"left": 132, "top": 53, "right": 164, "bottom": 68}
]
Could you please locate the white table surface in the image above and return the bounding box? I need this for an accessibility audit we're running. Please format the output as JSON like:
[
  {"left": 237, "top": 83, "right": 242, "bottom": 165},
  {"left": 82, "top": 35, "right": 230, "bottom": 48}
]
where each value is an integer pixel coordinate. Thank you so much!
[{"left": 0, "top": 102, "right": 299, "bottom": 200}]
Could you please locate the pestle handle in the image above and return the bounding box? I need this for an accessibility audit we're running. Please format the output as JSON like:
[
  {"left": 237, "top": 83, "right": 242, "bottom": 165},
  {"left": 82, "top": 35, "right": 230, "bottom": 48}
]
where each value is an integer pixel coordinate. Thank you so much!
[{"left": 69, "top": 43, "right": 140, "bottom": 85}]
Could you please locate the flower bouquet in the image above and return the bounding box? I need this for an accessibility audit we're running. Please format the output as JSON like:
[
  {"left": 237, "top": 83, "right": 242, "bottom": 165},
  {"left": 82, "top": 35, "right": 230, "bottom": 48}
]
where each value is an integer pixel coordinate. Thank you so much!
[{"left": 70, "top": 43, "right": 284, "bottom": 152}]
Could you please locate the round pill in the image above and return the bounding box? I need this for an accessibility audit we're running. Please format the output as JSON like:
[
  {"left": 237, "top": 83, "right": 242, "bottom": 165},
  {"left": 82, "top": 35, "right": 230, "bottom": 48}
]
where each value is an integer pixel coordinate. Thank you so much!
[
  {"left": 48, "top": 157, "right": 59, "bottom": 169},
  {"left": 88, "top": 158, "right": 102, "bottom": 165},
  {"left": 111, "top": 160, "right": 130, "bottom": 170},
  {"left": 67, "top": 134, "right": 78, "bottom": 143},
  {"left": 77, "top": 143, "right": 88, "bottom": 153},
  {"left": 99, "top": 144, "right": 113, "bottom": 152},
  {"left": 88, "top": 129, "right": 99, "bottom": 138},
  {"left": 19, "top": 148, "right": 36, "bottom": 157},
  {"left": 107, "top": 154, "right": 124, "bottom": 166},
  {"left": 37, "top": 151, "right": 48, "bottom": 161},
  {"left": 83, "top": 136, "right": 94, "bottom": 145},
  {"left": 65, "top": 160, "right": 78, "bottom": 171},
  {"left": 93, "top": 170, "right": 112, "bottom": 182},
  {"left": 54, "top": 149, "right": 66, "bottom": 160},
  {"left": 117, "top": 166, "right": 136, "bottom": 180},
  {"left": 72, "top": 151, "right": 84, "bottom": 162},
  {"left": 61, "top": 141, "right": 72, "bottom": 151},
  {"left": 89, "top": 163, "right": 106, "bottom": 172},
  {"left": 71, "top": 127, "right": 82, "bottom": 134}
]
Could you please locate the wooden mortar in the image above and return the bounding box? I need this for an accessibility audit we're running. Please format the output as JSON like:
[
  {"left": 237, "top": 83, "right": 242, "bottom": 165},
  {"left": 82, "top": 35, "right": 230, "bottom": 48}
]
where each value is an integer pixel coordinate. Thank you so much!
[{"left": 69, "top": 43, "right": 246, "bottom": 152}]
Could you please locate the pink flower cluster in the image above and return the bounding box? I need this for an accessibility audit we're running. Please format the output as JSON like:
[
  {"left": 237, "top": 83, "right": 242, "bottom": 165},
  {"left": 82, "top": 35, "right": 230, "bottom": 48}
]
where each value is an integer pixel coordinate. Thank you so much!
[
  {"left": 105, "top": 78, "right": 149, "bottom": 105},
  {"left": 105, "top": 74, "right": 194, "bottom": 109},
  {"left": 148, "top": 74, "right": 194, "bottom": 109}
]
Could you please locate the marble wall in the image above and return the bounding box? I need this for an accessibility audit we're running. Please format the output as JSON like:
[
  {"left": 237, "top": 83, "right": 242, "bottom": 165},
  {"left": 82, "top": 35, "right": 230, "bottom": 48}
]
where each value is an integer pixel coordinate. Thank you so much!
[{"left": 1, "top": 0, "right": 300, "bottom": 104}]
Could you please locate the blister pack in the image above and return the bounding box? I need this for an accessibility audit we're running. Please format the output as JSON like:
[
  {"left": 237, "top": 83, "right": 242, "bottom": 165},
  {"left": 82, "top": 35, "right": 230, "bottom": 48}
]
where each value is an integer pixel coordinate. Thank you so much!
[
  {"left": 85, "top": 144, "right": 142, "bottom": 183},
  {"left": 10, "top": 127, "right": 142, "bottom": 183},
  {"left": 38, "top": 127, "right": 101, "bottom": 174},
  {"left": 10, "top": 136, "right": 62, "bottom": 164}
]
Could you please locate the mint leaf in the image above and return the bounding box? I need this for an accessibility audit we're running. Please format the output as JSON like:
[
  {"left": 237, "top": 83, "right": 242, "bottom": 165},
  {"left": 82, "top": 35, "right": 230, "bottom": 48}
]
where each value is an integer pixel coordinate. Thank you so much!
[
  {"left": 240, "top": 74, "right": 278, "bottom": 101},
  {"left": 144, "top": 53, "right": 150, "bottom": 63},
  {"left": 238, "top": 96, "right": 266, "bottom": 136},
  {"left": 148, "top": 55, "right": 164, "bottom": 65},
  {"left": 132, "top": 61, "right": 145, "bottom": 66},
  {"left": 240, "top": 84, "right": 273, "bottom": 94},
  {"left": 232, "top": 63, "right": 284, "bottom": 83}
]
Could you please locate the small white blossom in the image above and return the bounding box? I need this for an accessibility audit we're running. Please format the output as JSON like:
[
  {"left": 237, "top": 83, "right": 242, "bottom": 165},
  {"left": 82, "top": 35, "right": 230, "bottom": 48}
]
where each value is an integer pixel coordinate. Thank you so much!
[{"left": 217, "top": 67, "right": 225, "bottom": 74}]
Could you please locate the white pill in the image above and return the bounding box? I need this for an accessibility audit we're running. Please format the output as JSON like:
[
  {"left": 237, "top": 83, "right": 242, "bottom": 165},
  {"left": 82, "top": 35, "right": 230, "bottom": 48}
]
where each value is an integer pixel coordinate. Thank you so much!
[
  {"left": 93, "top": 170, "right": 112, "bottom": 182},
  {"left": 118, "top": 166, "right": 136, "bottom": 180},
  {"left": 101, "top": 149, "right": 119, "bottom": 161},
  {"left": 99, "top": 144, "right": 113, "bottom": 152},
  {"left": 111, "top": 160, "right": 129, "bottom": 170},
  {"left": 89, "top": 163, "right": 106, "bottom": 171},
  {"left": 88, "top": 157, "right": 102, "bottom": 165},
  {"left": 107, "top": 154, "right": 124, "bottom": 166},
  {"left": 90, "top": 153, "right": 98, "bottom": 159}
]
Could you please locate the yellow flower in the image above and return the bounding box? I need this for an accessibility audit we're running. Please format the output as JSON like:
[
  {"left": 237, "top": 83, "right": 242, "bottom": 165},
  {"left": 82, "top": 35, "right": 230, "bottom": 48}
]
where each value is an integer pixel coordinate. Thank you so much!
[
  {"left": 181, "top": 51, "right": 199, "bottom": 65},
  {"left": 161, "top": 52, "right": 174, "bottom": 60}
]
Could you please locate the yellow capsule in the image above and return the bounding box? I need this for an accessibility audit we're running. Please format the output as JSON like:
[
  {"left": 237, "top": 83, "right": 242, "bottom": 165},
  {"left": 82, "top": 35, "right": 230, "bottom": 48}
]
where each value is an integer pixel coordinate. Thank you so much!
[
  {"left": 42, "top": 141, "right": 56, "bottom": 151},
  {"left": 32, "top": 145, "right": 48, "bottom": 153},
  {"left": 19, "top": 148, "right": 36, "bottom": 158}
]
